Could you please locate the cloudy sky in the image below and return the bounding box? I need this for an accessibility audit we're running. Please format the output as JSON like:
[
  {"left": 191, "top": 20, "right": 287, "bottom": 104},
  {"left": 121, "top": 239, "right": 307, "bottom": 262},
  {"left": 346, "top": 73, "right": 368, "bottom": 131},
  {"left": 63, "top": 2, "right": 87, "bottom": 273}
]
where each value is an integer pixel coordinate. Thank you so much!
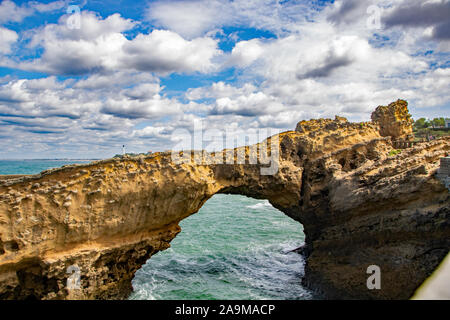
[{"left": 0, "top": 0, "right": 449, "bottom": 159}]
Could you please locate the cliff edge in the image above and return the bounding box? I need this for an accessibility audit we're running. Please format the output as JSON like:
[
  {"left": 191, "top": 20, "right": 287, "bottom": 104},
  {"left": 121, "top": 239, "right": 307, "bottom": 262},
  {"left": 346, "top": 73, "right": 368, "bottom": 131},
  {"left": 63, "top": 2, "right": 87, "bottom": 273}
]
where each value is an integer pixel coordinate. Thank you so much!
[{"left": 0, "top": 99, "right": 448, "bottom": 299}]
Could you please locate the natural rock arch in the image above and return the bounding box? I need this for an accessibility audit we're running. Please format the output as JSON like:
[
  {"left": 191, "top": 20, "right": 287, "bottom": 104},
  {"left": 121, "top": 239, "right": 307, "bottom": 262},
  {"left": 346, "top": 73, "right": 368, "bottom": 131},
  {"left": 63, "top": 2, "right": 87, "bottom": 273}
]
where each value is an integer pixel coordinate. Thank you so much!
[{"left": 0, "top": 100, "right": 449, "bottom": 300}]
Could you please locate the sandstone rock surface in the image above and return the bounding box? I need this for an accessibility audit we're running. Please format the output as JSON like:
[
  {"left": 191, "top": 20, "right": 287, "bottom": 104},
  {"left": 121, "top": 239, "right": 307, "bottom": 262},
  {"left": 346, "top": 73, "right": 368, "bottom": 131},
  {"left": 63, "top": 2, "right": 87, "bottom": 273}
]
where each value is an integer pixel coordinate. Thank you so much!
[
  {"left": 0, "top": 100, "right": 448, "bottom": 299},
  {"left": 371, "top": 99, "right": 413, "bottom": 139}
]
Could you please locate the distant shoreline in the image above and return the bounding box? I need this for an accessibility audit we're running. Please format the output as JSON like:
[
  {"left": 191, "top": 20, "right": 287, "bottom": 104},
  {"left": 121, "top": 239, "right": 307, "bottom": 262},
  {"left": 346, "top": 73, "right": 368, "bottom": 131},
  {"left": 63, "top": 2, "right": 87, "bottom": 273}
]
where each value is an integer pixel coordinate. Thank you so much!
[{"left": 0, "top": 159, "right": 100, "bottom": 161}]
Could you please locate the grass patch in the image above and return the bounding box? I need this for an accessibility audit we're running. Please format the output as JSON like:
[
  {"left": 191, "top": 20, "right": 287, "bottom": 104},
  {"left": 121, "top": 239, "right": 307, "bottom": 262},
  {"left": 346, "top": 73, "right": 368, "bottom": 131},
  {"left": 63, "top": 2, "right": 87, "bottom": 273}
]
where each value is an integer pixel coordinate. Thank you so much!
[{"left": 388, "top": 149, "right": 402, "bottom": 157}]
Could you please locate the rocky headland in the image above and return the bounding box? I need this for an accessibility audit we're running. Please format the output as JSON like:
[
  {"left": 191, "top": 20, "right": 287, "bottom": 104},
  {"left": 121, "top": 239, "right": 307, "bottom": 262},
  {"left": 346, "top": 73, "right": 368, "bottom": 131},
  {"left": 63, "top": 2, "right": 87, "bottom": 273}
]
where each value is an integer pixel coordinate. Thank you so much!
[{"left": 0, "top": 100, "right": 448, "bottom": 299}]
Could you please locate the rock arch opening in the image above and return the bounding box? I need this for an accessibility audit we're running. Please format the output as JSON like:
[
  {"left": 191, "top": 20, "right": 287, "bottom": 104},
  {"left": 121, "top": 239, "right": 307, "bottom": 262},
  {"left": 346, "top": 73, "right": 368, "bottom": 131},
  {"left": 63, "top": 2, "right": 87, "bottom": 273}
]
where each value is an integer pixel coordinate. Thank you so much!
[{"left": 129, "top": 194, "right": 312, "bottom": 300}]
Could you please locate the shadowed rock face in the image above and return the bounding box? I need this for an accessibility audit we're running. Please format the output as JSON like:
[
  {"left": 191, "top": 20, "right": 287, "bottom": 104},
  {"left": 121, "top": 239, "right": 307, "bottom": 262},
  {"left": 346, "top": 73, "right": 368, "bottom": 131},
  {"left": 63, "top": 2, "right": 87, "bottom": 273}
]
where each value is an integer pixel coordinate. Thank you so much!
[{"left": 0, "top": 100, "right": 448, "bottom": 300}]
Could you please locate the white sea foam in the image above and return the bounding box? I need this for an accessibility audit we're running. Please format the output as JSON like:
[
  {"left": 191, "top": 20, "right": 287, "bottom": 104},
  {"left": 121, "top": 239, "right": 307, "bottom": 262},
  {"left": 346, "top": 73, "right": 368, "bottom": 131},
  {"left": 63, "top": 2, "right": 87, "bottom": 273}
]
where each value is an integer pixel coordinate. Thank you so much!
[
  {"left": 130, "top": 194, "right": 312, "bottom": 300},
  {"left": 246, "top": 201, "right": 273, "bottom": 210}
]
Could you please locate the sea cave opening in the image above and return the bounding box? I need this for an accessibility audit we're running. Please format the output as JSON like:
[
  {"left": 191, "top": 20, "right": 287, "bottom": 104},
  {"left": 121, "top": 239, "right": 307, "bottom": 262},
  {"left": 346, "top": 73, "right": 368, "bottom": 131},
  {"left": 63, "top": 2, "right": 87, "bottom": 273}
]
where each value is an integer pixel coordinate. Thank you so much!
[{"left": 129, "top": 194, "right": 312, "bottom": 300}]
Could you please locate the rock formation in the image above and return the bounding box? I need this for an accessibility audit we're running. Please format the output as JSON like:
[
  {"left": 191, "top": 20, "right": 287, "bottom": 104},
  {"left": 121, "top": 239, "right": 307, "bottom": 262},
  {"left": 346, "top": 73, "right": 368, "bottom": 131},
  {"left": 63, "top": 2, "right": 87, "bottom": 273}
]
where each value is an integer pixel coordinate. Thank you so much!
[
  {"left": 0, "top": 99, "right": 448, "bottom": 300},
  {"left": 371, "top": 99, "right": 414, "bottom": 139}
]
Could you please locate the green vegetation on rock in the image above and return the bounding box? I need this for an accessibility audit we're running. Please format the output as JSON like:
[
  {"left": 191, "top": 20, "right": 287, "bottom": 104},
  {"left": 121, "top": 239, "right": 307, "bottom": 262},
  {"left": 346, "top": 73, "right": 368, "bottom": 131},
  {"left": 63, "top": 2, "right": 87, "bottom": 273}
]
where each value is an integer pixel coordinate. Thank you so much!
[{"left": 388, "top": 149, "right": 402, "bottom": 157}]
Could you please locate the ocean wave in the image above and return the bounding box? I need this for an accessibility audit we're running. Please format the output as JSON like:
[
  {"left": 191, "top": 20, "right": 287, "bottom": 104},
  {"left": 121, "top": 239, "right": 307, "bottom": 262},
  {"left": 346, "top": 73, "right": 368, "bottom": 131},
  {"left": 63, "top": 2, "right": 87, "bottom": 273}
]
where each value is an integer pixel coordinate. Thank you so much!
[
  {"left": 130, "top": 194, "right": 312, "bottom": 300},
  {"left": 246, "top": 201, "right": 273, "bottom": 210}
]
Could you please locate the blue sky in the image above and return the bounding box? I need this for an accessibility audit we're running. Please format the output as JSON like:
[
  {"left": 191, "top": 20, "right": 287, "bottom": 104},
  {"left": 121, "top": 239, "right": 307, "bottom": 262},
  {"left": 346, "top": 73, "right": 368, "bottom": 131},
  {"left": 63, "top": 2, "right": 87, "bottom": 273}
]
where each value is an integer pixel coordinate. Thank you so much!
[{"left": 0, "top": 0, "right": 449, "bottom": 158}]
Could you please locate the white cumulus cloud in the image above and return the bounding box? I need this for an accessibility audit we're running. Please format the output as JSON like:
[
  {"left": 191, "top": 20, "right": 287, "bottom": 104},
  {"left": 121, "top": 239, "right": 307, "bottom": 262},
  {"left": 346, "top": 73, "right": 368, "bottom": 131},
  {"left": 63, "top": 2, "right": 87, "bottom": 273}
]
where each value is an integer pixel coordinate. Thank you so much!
[{"left": 16, "top": 11, "right": 222, "bottom": 75}]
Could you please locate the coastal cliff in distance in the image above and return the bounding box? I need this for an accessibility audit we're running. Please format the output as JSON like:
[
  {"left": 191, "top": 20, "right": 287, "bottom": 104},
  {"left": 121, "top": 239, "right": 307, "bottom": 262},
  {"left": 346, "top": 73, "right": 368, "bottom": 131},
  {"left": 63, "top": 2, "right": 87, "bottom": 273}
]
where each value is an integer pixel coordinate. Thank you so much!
[{"left": 0, "top": 100, "right": 449, "bottom": 300}]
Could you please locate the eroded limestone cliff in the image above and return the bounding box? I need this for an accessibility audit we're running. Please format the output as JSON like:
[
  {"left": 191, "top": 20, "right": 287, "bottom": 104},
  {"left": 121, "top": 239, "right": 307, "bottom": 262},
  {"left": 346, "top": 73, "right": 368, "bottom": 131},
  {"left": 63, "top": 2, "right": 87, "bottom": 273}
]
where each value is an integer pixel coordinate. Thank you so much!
[{"left": 0, "top": 99, "right": 448, "bottom": 299}]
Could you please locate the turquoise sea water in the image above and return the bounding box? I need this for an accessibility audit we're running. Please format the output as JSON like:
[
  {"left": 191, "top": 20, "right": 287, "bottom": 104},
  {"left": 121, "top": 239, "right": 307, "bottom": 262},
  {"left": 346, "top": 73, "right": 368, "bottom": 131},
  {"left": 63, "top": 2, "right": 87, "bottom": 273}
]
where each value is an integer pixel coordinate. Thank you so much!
[
  {"left": 1, "top": 160, "right": 311, "bottom": 300},
  {"left": 0, "top": 160, "right": 93, "bottom": 175},
  {"left": 130, "top": 194, "right": 311, "bottom": 300}
]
